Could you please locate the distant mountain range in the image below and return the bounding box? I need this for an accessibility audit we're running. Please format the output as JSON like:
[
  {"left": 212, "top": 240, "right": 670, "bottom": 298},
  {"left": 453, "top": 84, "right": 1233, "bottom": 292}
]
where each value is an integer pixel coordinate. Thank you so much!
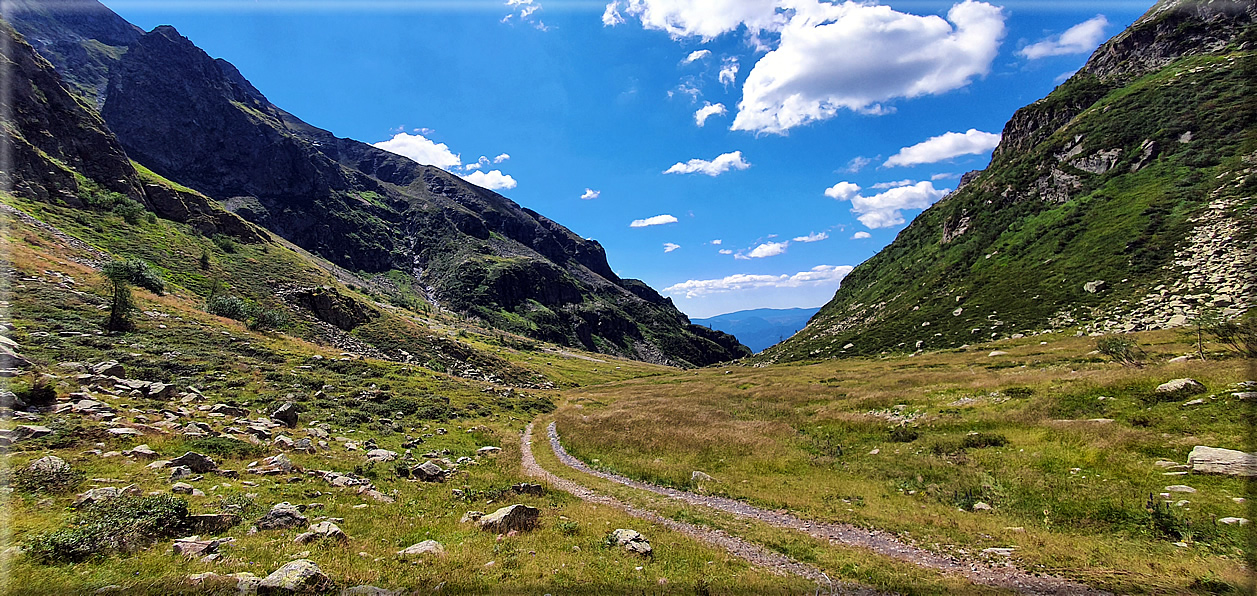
[{"left": 691, "top": 308, "right": 820, "bottom": 353}]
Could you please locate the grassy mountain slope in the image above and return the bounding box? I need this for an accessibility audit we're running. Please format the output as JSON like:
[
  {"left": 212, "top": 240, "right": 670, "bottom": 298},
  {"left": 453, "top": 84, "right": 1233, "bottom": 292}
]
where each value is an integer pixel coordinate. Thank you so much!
[
  {"left": 765, "top": 0, "right": 1256, "bottom": 363},
  {"left": 3, "top": 3, "right": 749, "bottom": 367}
]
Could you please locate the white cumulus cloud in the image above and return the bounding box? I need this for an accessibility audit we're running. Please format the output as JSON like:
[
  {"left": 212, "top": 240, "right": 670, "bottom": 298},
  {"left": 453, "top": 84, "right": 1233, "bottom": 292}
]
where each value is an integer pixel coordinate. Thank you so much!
[
  {"left": 852, "top": 231, "right": 871, "bottom": 239},
  {"left": 732, "top": 1, "right": 1006, "bottom": 134},
  {"left": 884, "top": 129, "right": 1001, "bottom": 167},
  {"left": 823, "top": 181, "right": 861, "bottom": 201},
  {"left": 664, "top": 265, "right": 854, "bottom": 298},
  {"left": 694, "top": 102, "right": 727, "bottom": 126},
  {"left": 1019, "top": 15, "right": 1109, "bottom": 59},
  {"left": 844, "top": 156, "right": 873, "bottom": 173},
  {"left": 493, "top": 153, "right": 511, "bottom": 163},
  {"left": 747, "top": 241, "right": 789, "bottom": 258},
  {"left": 580, "top": 188, "right": 601, "bottom": 200},
  {"left": 682, "top": 49, "right": 711, "bottom": 63},
  {"left": 718, "top": 248, "right": 733, "bottom": 254},
  {"left": 664, "top": 242, "right": 681, "bottom": 252},
  {"left": 461, "top": 170, "right": 518, "bottom": 190},
  {"left": 832, "top": 180, "right": 948, "bottom": 229},
  {"left": 664, "top": 150, "right": 750, "bottom": 176},
  {"left": 630, "top": 214, "right": 679, "bottom": 228},
  {"left": 602, "top": 1, "right": 626, "bottom": 25},
  {"left": 792, "top": 231, "right": 828, "bottom": 243},
  {"left": 711, "top": 239, "right": 723, "bottom": 245},
  {"left": 609, "top": 0, "right": 783, "bottom": 39},
  {"left": 718, "top": 58, "right": 738, "bottom": 87},
  {"left": 373, "top": 132, "right": 461, "bottom": 170}
]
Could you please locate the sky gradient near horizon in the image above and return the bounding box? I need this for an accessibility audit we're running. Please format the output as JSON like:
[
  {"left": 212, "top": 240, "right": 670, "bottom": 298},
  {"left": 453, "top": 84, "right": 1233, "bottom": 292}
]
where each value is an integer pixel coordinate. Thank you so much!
[{"left": 105, "top": 0, "right": 1151, "bottom": 318}]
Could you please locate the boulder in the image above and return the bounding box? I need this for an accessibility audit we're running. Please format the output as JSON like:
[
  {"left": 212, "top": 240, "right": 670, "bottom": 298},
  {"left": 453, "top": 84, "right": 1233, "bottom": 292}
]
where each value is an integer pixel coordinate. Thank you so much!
[
  {"left": 27, "top": 455, "right": 72, "bottom": 475},
  {"left": 72, "top": 485, "right": 139, "bottom": 508},
  {"left": 988, "top": 351, "right": 1009, "bottom": 357},
  {"left": 169, "top": 466, "right": 193, "bottom": 481},
  {"left": 609, "top": 529, "right": 652, "bottom": 556},
  {"left": 397, "top": 540, "right": 445, "bottom": 558},
  {"left": 173, "top": 536, "right": 222, "bottom": 558},
  {"left": 476, "top": 504, "right": 539, "bottom": 534},
  {"left": 171, "top": 451, "right": 218, "bottom": 473},
  {"left": 1188, "top": 446, "right": 1257, "bottom": 476},
  {"left": 252, "top": 453, "right": 298, "bottom": 475},
  {"left": 123, "top": 444, "right": 160, "bottom": 459},
  {"left": 91, "top": 360, "right": 125, "bottom": 377},
  {"left": 410, "top": 461, "right": 445, "bottom": 482},
  {"left": 272, "top": 402, "right": 299, "bottom": 428},
  {"left": 106, "top": 427, "right": 143, "bottom": 437},
  {"left": 294, "top": 521, "right": 346, "bottom": 544},
  {"left": 1219, "top": 517, "right": 1249, "bottom": 525},
  {"left": 511, "top": 483, "right": 543, "bottom": 496},
  {"left": 257, "top": 559, "right": 331, "bottom": 594},
  {"left": 1155, "top": 378, "right": 1206, "bottom": 399},
  {"left": 12, "top": 425, "right": 53, "bottom": 441},
  {"left": 256, "top": 502, "right": 307, "bottom": 530},
  {"left": 476, "top": 446, "right": 501, "bottom": 455},
  {"left": 210, "top": 404, "right": 248, "bottom": 417},
  {"left": 171, "top": 482, "right": 195, "bottom": 494},
  {"left": 365, "top": 449, "right": 398, "bottom": 463}
]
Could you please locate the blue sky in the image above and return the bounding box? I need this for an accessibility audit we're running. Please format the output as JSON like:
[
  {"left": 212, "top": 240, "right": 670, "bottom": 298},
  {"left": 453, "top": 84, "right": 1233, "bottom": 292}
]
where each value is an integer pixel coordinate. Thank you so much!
[{"left": 107, "top": 0, "right": 1150, "bottom": 318}]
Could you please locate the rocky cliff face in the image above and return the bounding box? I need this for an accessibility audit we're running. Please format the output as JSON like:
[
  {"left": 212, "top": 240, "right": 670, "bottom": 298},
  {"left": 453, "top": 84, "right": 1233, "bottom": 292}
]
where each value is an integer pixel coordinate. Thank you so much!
[
  {"left": 0, "top": 19, "right": 266, "bottom": 242},
  {"left": 763, "top": 0, "right": 1256, "bottom": 363},
  {"left": 8, "top": 10, "right": 747, "bottom": 366}
]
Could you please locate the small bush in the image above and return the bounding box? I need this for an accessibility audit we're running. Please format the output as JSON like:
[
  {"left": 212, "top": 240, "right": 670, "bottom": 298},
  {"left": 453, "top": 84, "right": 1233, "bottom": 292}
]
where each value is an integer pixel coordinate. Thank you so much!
[
  {"left": 246, "top": 306, "right": 289, "bottom": 331},
  {"left": 205, "top": 295, "right": 248, "bottom": 320},
  {"left": 888, "top": 426, "right": 920, "bottom": 443},
  {"left": 1204, "top": 311, "right": 1257, "bottom": 358},
  {"left": 961, "top": 432, "right": 1009, "bottom": 449},
  {"left": 216, "top": 493, "right": 263, "bottom": 518},
  {"left": 103, "top": 259, "right": 165, "bottom": 295},
  {"left": 14, "top": 376, "right": 57, "bottom": 407},
  {"left": 212, "top": 234, "right": 238, "bottom": 253},
  {"left": 9, "top": 461, "right": 83, "bottom": 494},
  {"left": 112, "top": 199, "right": 148, "bottom": 225},
  {"left": 26, "top": 495, "right": 191, "bottom": 564},
  {"left": 1003, "top": 386, "right": 1035, "bottom": 399},
  {"left": 1096, "top": 335, "right": 1145, "bottom": 367},
  {"left": 556, "top": 520, "right": 580, "bottom": 536}
]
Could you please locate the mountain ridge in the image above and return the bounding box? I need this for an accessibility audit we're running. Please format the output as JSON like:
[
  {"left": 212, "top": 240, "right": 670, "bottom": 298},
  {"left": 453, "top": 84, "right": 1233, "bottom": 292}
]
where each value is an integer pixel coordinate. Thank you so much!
[
  {"left": 763, "top": 0, "right": 1256, "bottom": 363},
  {"left": 691, "top": 307, "right": 820, "bottom": 353},
  {"left": 3, "top": 3, "right": 750, "bottom": 367}
]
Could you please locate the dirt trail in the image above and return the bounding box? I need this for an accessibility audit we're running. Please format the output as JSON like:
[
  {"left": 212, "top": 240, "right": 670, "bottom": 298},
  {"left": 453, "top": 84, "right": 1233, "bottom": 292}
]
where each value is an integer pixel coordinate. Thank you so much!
[
  {"left": 519, "top": 423, "right": 882, "bottom": 595},
  {"left": 541, "top": 421, "right": 1110, "bottom": 596}
]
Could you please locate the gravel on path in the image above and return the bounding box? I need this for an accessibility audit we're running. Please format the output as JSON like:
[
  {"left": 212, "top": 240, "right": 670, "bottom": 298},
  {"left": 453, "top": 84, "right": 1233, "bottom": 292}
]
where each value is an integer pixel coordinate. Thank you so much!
[
  {"left": 545, "top": 421, "right": 1110, "bottom": 596},
  {"left": 519, "top": 423, "right": 883, "bottom": 595}
]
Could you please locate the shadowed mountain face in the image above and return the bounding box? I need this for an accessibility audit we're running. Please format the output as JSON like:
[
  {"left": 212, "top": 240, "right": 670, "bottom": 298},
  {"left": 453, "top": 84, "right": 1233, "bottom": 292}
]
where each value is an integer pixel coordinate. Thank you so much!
[
  {"left": 765, "top": 0, "right": 1257, "bottom": 363},
  {"left": 692, "top": 308, "right": 821, "bottom": 353},
  {"left": 5, "top": 2, "right": 749, "bottom": 367}
]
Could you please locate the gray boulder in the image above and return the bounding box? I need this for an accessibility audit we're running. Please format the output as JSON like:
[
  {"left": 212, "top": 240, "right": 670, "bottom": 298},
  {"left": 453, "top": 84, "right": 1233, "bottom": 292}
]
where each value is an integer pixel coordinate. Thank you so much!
[
  {"left": 258, "top": 559, "right": 330, "bottom": 594},
  {"left": 397, "top": 540, "right": 444, "bottom": 558},
  {"left": 272, "top": 402, "right": 299, "bottom": 428},
  {"left": 1188, "top": 446, "right": 1257, "bottom": 476},
  {"left": 410, "top": 461, "right": 445, "bottom": 482},
  {"left": 609, "top": 528, "right": 652, "bottom": 556},
  {"left": 27, "top": 455, "right": 72, "bottom": 475},
  {"left": 476, "top": 504, "right": 539, "bottom": 533},
  {"left": 1155, "top": 378, "right": 1206, "bottom": 398},
  {"left": 294, "top": 521, "right": 346, "bottom": 544},
  {"left": 171, "top": 451, "right": 218, "bottom": 473},
  {"left": 256, "top": 503, "right": 307, "bottom": 530}
]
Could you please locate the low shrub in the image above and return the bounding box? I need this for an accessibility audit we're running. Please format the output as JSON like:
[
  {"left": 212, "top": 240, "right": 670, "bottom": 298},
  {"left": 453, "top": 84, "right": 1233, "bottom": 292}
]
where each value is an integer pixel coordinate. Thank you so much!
[
  {"left": 102, "top": 259, "right": 165, "bottom": 295},
  {"left": 26, "top": 495, "right": 191, "bottom": 564},
  {"left": 888, "top": 426, "right": 919, "bottom": 443},
  {"left": 9, "top": 461, "right": 84, "bottom": 494},
  {"left": 212, "top": 234, "right": 238, "bottom": 253},
  {"left": 962, "top": 432, "right": 1009, "bottom": 449},
  {"left": 14, "top": 376, "right": 57, "bottom": 407}
]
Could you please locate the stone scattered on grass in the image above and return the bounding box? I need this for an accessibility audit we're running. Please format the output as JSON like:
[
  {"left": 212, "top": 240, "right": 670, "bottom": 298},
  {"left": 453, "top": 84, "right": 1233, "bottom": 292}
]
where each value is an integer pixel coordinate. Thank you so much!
[
  {"left": 1187, "top": 445, "right": 1257, "bottom": 477},
  {"left": 1218, "top": 517, "right": 1249, "bottom": 525},
  {"left": 257, "top": 503, "right": 307, "bottom": 530},
  {"left": 271, "top": 402, "right": 299, "bottom": 428},
  {"left": 1154, "top": 378, "right": 1206, "bottom": 399},
  {"left": 1164, "top": 485, "right": 1197, "bottom": 493},
  {"left": 409, "top": 461, "right": 445, "bottom": 482},
  {"left": 293, "top": 521, "right": 346, "bottom": 544},
  {"left": 988, "top": 351, "right": 1008, "bottom": 357},
  {"left": 691, "top": 471, "right": 714, "bottom": 483},
  {"left": 397, "top": 540, "right": 445, "bottom": 558},
  {"left": 257, "top": 559, "right": 330, "bottom": 595},
  {"left": 366, "top": 449, "right": 398, "bottom": 463},
  {"left": 122, "top": 444, "right": 160, "bottom": 460},
  {"left": 477, "top": 504, "right": 539, "bottom": 534},
  {"left": 460, "top": 511, "right": 484, "bottom": 523},
  {"left": 170, "top": 452, "right": 218, "bottom": 473},
  {"left": 609, "top": 529, "right": 653, "bottom": 556},
  {"left": 972, "top": 502, "right": 993, "bottom": 512},
  {"left": 476, "top": 446, "right": 501, "bottom": 455}
]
